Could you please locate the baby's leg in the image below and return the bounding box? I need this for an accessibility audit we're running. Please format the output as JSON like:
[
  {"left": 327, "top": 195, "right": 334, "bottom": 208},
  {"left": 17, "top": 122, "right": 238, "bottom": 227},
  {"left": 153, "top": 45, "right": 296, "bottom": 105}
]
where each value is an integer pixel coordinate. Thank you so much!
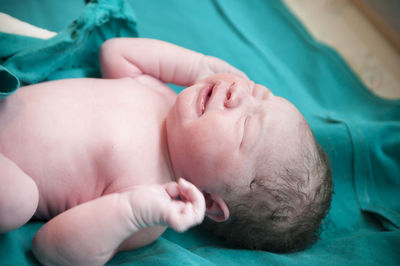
[{"left": 0, "top": 153, "right": 39, "bottom": 233}]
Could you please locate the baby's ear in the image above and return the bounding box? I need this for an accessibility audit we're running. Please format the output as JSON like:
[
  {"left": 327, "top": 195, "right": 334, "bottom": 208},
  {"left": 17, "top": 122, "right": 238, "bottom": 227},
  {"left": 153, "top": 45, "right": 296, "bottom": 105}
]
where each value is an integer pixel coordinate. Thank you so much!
[{"left": 203, "top": 192, "right": 230, "bottom": 222}]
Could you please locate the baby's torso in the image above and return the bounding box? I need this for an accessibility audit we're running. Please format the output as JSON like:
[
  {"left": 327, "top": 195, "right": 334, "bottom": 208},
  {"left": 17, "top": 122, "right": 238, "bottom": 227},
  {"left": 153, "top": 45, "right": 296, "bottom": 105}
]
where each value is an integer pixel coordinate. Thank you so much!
[{"left": 0, "top": 76, "right": 177, "bottom": 219}]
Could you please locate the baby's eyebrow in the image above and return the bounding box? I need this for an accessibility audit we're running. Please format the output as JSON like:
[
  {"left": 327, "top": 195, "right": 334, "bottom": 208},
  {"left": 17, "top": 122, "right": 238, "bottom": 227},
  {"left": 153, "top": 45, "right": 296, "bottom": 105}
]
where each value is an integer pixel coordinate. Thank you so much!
[
  {"left": 250, "top": 82, "right": 257, "bottom": 97},
  {"left": 244, "top": 111, "right": 265, "bottom": 154},
  {"left": 255, "top": 111, "right": 267, "bottom": 148},
  {"left": 252, "top": 84, "right": 272, "bottom": 101}
]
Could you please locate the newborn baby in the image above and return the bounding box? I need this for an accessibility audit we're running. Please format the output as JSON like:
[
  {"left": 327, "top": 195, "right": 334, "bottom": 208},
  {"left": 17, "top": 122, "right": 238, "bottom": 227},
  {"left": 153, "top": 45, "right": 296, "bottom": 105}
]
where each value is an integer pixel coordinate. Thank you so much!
[{"left": 0, "top": 38, "right": 332, "bottom": 265}]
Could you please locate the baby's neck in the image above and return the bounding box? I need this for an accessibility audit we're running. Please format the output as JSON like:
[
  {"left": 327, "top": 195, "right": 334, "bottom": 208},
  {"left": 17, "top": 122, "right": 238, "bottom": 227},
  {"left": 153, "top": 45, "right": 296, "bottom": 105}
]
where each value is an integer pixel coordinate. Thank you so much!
[{"left": 162, "top": 120, "right": 177, "bottom": 183}]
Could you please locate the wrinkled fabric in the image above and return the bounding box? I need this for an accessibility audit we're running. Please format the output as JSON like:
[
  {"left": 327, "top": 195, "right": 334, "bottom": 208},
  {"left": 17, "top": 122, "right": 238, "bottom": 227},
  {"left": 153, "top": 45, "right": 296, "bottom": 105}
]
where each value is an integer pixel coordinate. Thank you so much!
[
  {"left": 0, "top": 0, "right": 399, "bottom": 265},
  {"left": 0, "top": 65, "right": 19, "bottom": 100},
  {"left": 0, "top": 0, "right": 137, "bottom": 84}
]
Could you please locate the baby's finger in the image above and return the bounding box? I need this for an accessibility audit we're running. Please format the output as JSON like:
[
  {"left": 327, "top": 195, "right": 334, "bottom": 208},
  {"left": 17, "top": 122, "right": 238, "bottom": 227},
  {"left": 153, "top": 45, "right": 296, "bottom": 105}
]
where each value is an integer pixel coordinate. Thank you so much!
[
  {"left": 163, "top": 181, "right": 180, "bottom": 198},
  {"left": 168, "top": 202, "right": 200, "bottom": 232},
  {"left": 178, "top": 178, "right": 206, "bottom": 215},
  {"left": 235, "top": 70, "right": 249, "bottom": 80}
]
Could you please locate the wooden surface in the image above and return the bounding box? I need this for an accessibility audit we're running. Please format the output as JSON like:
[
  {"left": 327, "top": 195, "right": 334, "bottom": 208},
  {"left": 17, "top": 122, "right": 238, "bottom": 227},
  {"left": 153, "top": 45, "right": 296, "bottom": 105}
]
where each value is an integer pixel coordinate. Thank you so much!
[
  {"left": 284, "top": 0, "right": 400, "bottom": 99},
  {"left": 353, "top": 0, "right": 400, "bottom": 53}
]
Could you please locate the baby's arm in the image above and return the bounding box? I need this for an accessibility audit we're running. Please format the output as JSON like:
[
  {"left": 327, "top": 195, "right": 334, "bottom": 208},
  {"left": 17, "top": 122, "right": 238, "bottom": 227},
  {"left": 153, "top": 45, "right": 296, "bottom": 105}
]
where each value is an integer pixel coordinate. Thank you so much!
[
  {"left": 99, "top": 38, "right": 247, "bottom": 86},
  {"left": 32, "top": 179, "right": 205, "bottom": 266},
  {"left": 0, "top": 153, "right": 38, "bottom": 233}
]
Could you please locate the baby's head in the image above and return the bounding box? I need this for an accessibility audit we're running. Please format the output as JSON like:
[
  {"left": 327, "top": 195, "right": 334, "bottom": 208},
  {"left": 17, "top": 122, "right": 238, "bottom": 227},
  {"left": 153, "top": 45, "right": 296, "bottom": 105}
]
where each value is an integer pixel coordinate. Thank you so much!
[{"left": 166, "top": 73, "right": 333, "bottom": 252}]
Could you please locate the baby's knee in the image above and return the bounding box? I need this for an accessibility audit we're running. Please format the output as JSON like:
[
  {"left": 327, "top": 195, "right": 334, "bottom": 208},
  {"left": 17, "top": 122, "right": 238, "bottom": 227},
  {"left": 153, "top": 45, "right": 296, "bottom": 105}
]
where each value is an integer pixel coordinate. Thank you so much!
[{"left": 0, "top": 174, "right": 39, "bottom": 233}]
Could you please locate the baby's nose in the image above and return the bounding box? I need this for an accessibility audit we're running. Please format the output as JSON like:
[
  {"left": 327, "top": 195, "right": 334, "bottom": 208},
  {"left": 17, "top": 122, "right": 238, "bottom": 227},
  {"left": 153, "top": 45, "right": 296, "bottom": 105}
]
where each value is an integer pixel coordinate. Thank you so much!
[{"left": 224, "top": 82, "right": 243, "bottom": 109}]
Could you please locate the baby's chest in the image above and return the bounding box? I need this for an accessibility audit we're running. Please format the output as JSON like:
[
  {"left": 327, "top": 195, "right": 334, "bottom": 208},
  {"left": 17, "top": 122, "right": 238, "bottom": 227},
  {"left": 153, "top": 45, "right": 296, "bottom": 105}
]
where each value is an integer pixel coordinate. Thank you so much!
[
  {"left": 97, "top": 113, "right": 172, "bottom": 193},
  {"left": 34, "top": 107, "right": 170, "bottom": 218}
]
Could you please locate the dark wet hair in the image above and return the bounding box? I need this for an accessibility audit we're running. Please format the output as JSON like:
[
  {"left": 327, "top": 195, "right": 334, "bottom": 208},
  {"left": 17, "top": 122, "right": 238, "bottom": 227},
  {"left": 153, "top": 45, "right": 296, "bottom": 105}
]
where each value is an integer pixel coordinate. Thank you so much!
[{"left": 202, "top": 138, "right": 333, "bottom": 253}]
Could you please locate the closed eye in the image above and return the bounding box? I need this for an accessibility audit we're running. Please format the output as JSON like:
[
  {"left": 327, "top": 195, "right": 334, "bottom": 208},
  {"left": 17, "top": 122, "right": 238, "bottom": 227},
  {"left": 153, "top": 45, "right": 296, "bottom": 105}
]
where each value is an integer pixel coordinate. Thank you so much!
[
  {"left": 250, "top": 178, "right": 257, "bottom": 190},
  {"left": 240, "top": 116, "right": 249, "bottom": 148}
]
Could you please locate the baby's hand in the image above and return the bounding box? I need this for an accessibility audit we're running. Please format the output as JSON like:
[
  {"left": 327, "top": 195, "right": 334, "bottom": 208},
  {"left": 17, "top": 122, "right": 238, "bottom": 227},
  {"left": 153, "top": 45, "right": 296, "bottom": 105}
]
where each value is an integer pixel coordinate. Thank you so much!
[
  {"left": 196, "top": 55, "right": 248, "bottom": 82},
  {"left": 125, "top": 179, "right": 205, "bottom": 232},
  {"left": 162, "top": 178, "right": 206, "bottom": 232}
]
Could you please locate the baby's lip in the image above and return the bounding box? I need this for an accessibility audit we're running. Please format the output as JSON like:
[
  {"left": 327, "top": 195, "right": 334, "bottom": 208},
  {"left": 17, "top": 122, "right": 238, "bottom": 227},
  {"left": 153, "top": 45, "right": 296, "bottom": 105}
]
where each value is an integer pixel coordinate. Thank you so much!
[{"left": 196, "top": 83, "right": 214, "bottom": 117}]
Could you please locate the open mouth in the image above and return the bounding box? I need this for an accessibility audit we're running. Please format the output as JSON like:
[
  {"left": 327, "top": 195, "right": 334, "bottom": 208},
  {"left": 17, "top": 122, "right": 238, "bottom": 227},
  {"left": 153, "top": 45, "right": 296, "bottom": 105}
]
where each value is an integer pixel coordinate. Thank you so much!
[{"left": 198, "top": 83, "right": 215, "bottom": 116}]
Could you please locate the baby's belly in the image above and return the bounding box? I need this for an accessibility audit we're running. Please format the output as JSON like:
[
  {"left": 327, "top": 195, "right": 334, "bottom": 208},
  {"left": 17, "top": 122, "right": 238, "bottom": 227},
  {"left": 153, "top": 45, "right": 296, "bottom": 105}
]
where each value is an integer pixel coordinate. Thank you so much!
[
  {"left": 34, "top": 181, "right": 100, "bottom": 220},
  {"left": 27, "top": 147, "right": 106, "bottom": 220},
  {"left": 0, "top": 135, "right": 102, "bottom": 219},
  {"left": 0, "top": 122, "right": 107, "bottom": 220}
]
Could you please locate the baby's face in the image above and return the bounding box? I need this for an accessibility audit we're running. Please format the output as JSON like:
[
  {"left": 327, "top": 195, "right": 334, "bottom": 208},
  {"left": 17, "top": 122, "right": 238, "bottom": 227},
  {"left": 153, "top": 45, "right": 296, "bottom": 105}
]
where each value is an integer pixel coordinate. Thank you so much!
[{"left": 166, "top": 73, "right": 306, "bottom": 195}]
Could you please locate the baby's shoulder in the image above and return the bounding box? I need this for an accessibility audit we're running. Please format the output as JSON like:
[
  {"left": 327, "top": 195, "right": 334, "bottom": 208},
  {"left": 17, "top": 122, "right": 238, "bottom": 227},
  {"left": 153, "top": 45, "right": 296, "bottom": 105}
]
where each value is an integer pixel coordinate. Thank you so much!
[{"left": 126, "top": 74, "right": 177, "bottom": 100}]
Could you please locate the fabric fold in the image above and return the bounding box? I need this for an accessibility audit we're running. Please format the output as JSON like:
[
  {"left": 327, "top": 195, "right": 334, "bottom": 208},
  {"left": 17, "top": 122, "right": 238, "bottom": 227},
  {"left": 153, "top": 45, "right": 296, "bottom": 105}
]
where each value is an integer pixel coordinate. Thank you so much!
[
  {"left": 0, "top": 65, "right": 20, "bottom": 100},
  {"left": 1, "top": 0, "right": 137, "bottom": 86}
]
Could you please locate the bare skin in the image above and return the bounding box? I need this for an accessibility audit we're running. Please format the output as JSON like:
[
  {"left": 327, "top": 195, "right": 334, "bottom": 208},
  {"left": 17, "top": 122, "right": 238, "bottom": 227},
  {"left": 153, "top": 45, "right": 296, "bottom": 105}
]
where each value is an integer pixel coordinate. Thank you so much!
[
  {"left": 0, "top": 38, "right": 306, "bottom": 265},
  {"left": 0, "top": 38, "right": 247, "bottom": 265}
]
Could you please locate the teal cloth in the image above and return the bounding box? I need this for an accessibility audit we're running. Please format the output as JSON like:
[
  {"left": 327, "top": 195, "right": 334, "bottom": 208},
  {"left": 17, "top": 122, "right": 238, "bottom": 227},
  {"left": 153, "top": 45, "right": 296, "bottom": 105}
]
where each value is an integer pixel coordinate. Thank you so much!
[
  {"left": 0, "top": 65, "right": 19, "bottom": 100},
  {"left": 1, "top": 0, "right": 137, "bottom": 83},
  {"left": 0, "top": 0, "right": 399, "bottom": 265}
]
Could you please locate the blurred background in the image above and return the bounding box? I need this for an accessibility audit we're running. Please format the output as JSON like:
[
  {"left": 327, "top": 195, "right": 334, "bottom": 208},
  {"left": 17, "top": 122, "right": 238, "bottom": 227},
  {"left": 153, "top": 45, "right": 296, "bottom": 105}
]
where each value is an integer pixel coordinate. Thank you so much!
[
  {"left": 284, "top": 0, "right": 400, "bottom": 99},
  {"left": 1, "top": 0, "right": 398, "bottom": 99}
]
